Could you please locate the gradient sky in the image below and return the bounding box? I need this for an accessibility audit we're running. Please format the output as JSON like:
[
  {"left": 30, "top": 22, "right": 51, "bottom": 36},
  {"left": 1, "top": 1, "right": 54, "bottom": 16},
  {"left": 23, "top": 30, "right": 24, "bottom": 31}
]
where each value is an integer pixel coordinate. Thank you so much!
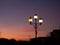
[{"left": 0, "top": 0, "right": 60, "bottom": 41}]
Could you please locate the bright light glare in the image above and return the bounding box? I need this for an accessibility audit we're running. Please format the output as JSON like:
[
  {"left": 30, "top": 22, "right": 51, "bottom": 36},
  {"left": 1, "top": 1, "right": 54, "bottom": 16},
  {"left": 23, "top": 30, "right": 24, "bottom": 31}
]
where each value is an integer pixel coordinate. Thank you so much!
[
  {"left": 34, "top": 15, "right": 38, "bottom": 19},
  {"left": 39, "top": 19, "right": 43, "bottom": 23},
  {"left": 28, "top": 17, "right": 33, "bottom": 22}
]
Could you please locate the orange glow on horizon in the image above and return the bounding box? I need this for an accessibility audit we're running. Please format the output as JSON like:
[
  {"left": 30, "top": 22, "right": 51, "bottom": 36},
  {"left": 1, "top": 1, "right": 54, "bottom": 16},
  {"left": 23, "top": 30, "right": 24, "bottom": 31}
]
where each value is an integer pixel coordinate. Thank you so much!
[
  {"left": 1, "top": 34, "right": 31, "bottom": 41},
  {"left": 0, "top": 25, "right": 51, "bottom": 41},
  {"left": 0, "top": 30, "right": 50, "bottom": 41}
]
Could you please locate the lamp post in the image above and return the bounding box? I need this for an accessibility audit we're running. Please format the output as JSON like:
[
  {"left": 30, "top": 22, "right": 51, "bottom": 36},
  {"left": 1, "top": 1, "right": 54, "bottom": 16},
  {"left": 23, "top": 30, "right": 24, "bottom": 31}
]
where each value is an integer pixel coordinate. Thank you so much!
[{"left": 28, "top": 14, "right": 43, "bottom": 38}]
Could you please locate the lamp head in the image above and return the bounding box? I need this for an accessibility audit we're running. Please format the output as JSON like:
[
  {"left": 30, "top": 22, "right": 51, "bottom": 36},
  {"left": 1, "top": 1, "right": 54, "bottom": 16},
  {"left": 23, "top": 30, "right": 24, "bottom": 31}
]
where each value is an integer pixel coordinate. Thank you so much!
[
  {"left": 28, "top": 17, "right": 33, "bottom": 24},
  {"left": 34, "top": 14, "right": 38, "bottom": 20},
  {"left": 39, "top": 18, "right": 43, "bottom": 25}
]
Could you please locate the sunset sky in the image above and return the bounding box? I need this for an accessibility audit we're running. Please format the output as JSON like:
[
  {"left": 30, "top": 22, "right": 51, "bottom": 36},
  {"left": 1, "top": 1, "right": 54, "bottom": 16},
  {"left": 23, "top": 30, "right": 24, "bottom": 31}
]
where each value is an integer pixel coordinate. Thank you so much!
[{"left": 0, "top": 0, "right": 60, "bottom": 41}]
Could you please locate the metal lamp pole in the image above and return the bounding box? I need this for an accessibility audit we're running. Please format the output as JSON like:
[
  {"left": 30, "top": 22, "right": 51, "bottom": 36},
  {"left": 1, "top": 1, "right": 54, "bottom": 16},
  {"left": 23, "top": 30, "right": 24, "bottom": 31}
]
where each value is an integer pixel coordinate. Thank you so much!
[{"left": 28, "top": 14, "right": 43, "bottom": 38}]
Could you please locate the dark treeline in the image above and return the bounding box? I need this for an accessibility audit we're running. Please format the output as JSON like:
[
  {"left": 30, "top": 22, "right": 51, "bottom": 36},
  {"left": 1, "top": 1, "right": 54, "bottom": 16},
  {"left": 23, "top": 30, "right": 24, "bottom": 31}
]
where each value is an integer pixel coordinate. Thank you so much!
[
  {"left": 0, "top": 37, "right": 60, "bottom": 45},
  {"left": 0, "top": 29, "right": 60, "bottom": 45}
]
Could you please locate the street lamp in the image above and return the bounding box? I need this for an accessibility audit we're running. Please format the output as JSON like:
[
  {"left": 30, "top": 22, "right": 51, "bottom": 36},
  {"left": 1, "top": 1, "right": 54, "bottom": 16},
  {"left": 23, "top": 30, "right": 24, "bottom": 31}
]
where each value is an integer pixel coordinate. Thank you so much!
[
  {"left": 34, "top": 15, "right": 38, "bottom": 19},
  {"left": 39, "top": 18, "right": 43, "bottom": 25},
  {"left": 28, "top": 14, "right": 43, "bottom": 38},
  {"left": 28, "top": 17, "right": 33, "bottom": 24}
]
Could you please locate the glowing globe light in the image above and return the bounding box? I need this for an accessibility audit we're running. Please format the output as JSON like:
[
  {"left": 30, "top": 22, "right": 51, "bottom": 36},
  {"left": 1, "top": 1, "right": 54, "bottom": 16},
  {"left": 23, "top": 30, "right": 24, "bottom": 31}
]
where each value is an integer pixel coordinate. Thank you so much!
[{"left": 34, "top": 15, "right": 38, "bottom": 19}]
